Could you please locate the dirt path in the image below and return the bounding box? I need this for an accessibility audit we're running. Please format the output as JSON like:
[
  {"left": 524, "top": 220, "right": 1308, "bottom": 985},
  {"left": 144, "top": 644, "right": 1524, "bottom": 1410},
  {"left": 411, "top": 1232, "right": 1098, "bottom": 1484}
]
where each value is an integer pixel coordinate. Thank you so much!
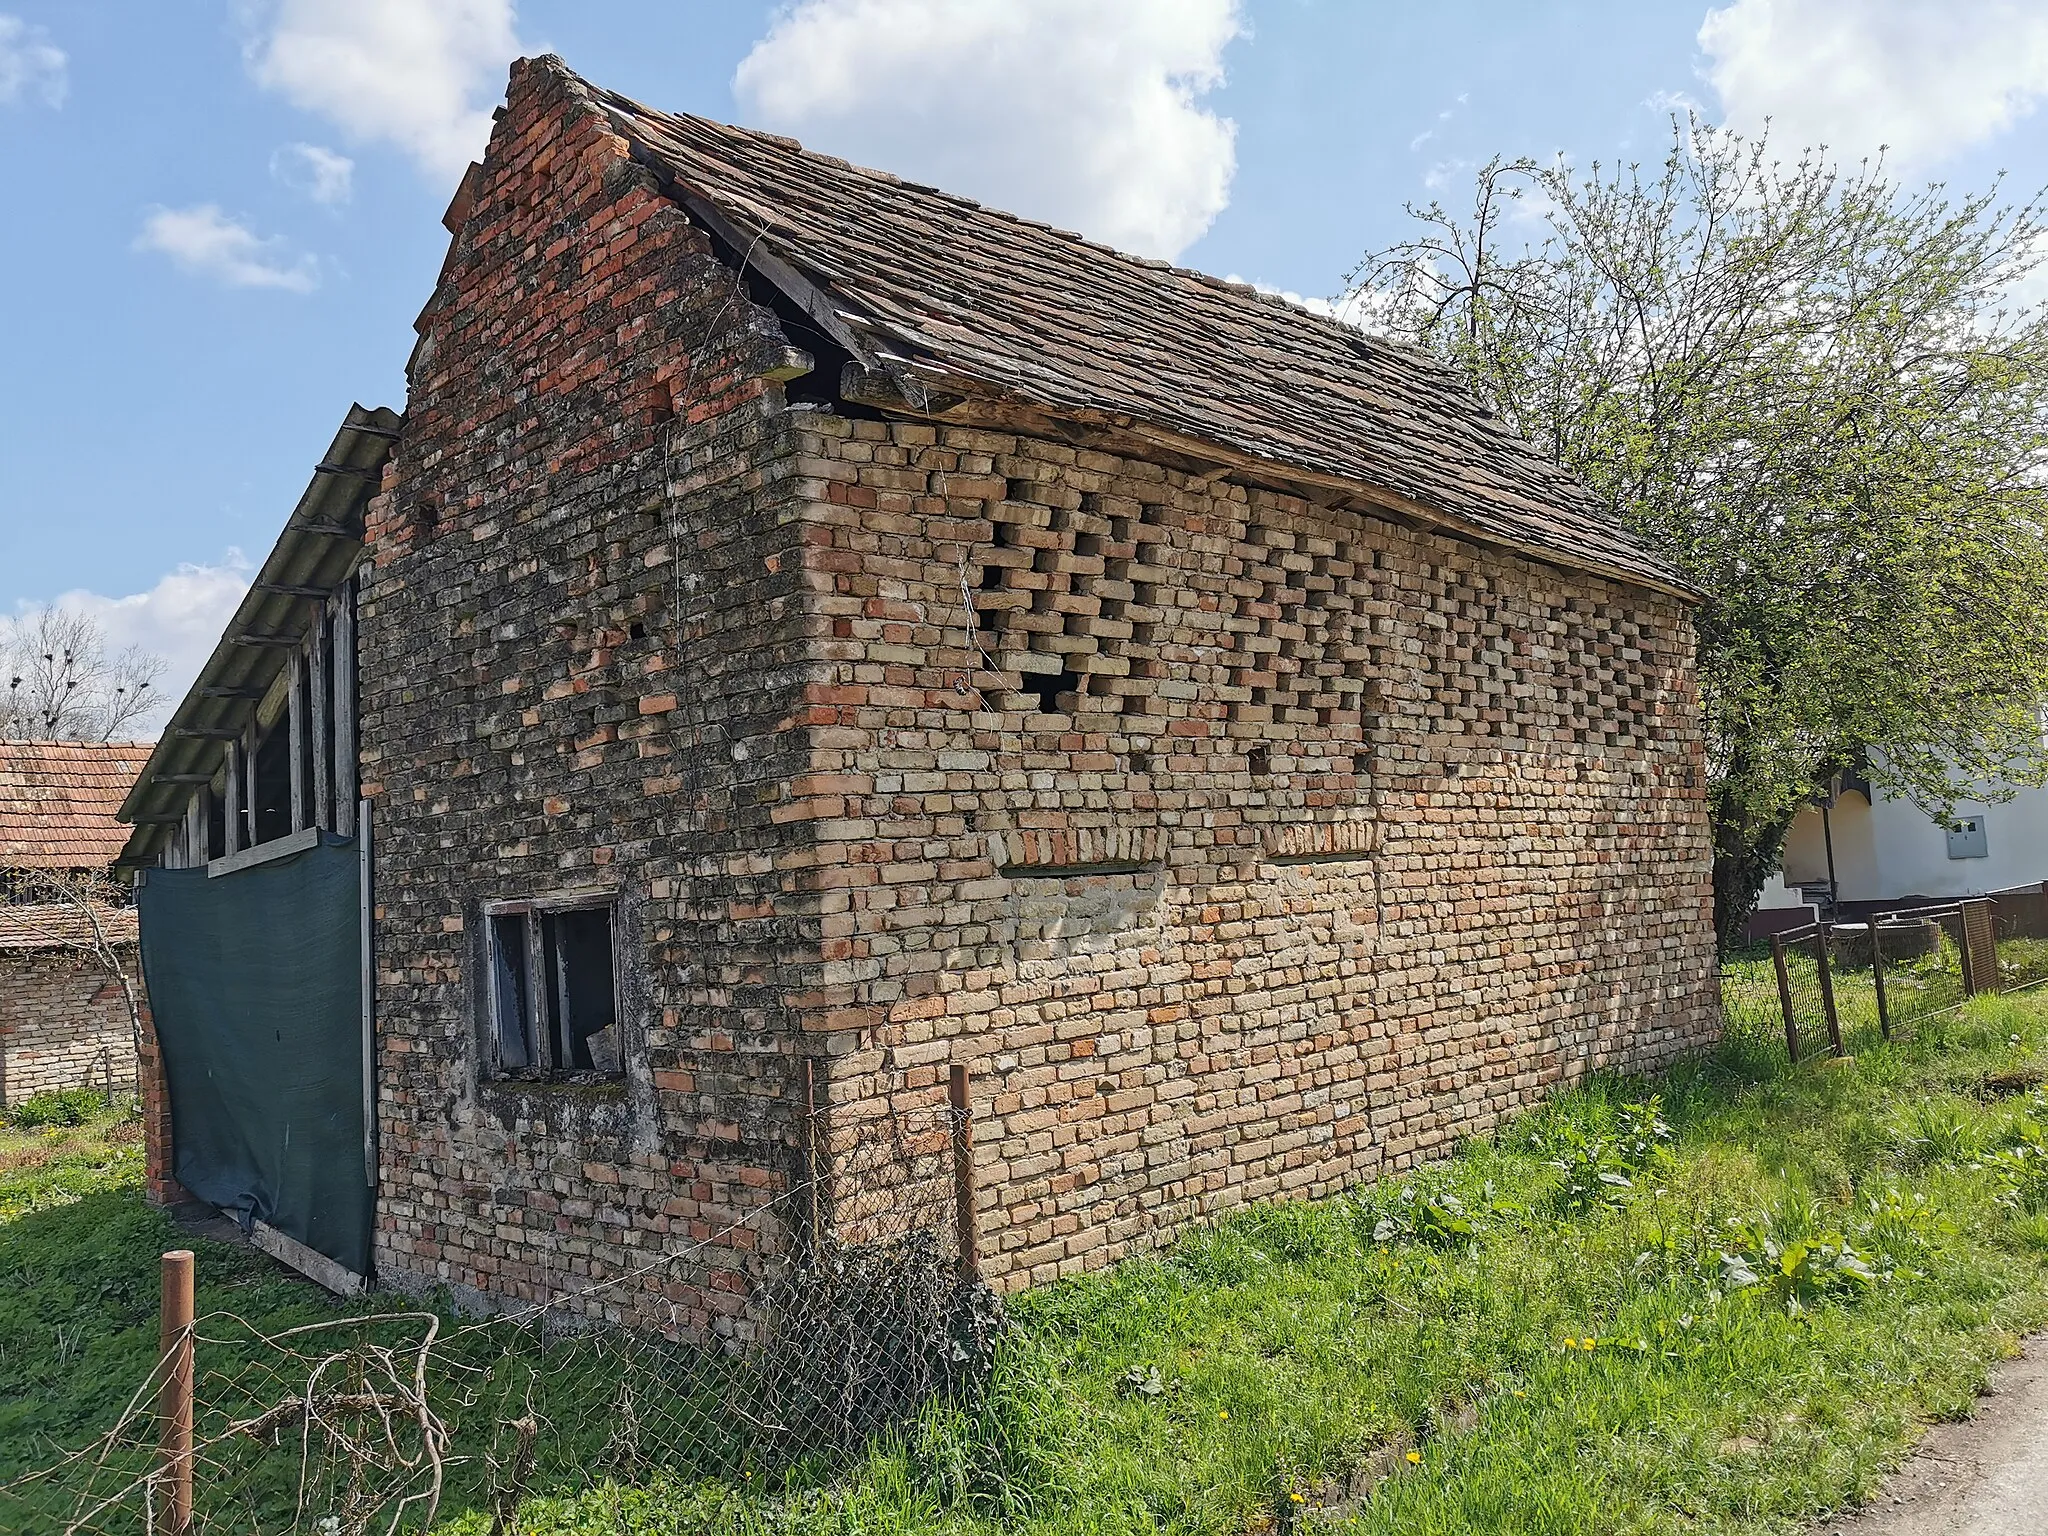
[{"left": 1818, "top": 1341, "right": 2048, "bottom": 1535}]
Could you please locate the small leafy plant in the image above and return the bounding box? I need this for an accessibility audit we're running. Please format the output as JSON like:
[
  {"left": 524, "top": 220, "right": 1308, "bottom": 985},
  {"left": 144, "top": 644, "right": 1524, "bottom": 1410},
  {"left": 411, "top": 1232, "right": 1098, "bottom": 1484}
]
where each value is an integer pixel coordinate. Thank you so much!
[
  {"left": 1540, "top": 1097, "right": 1673, "bottom": 1212},
  {"left": 1353, "top": 1181, "right": 1477, "bottom": 1249},
  {"left": 1719, "top": 1200, "right": 1885, "bottom": 1313},
  {"left": 6, "top": 1088, "right": 106, "bottom": 1130}
]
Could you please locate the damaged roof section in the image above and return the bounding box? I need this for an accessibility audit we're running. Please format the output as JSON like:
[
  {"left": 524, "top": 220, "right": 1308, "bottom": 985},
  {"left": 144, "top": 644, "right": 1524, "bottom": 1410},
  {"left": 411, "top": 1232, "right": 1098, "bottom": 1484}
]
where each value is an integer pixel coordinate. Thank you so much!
[
  {"left": 115, "top": 403, "right": 401, "bottom": 865},
  {"left": 542, "top": 58, "right": 1683, "bottom": 597}
]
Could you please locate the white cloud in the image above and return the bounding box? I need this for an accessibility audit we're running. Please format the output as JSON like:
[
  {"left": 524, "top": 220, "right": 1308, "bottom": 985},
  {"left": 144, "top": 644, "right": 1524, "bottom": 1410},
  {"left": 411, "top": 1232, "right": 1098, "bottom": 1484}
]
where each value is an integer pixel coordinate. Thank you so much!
[
  {"left": 1423, "top": 157, "right": 1473, "bottom": 193},
  {"left": 242, "top": 0, "right": 522, "bottom": 183},
  {"left": 1700, "top": 0, "right": 2048, "bottom": 167},
  {"left": 36, "top": 553, "right": 253, "bottom": 728},
  {"left": 135, "top": 206, "right": 320, "bottom": 292},
  {"left": 271, "top": 141, "right": 354, "bottom": 205},
  {"left": 0, "top": 13, "right": 66, "bottom": 107},
  {"left": 1408, "top": 92, "right": 1467, "bottom": 153},
  {"left": 1222, "top": 274, "right": 1391, "bottom": 331},
  {"left": 733, "top": 0, "right": 1243, "bottom": 261}
]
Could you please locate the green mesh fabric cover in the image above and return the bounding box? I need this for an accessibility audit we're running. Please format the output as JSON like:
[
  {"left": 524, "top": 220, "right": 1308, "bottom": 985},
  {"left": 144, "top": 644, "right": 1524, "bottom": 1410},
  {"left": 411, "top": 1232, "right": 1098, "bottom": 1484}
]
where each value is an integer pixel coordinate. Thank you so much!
[{"left": 137, "top": 835, "right": 370, "bottom": 1277}]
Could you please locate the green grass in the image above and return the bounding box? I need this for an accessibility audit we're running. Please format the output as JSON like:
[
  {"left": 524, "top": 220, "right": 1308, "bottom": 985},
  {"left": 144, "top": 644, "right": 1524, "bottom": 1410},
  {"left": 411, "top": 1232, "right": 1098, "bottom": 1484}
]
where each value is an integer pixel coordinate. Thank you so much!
[{"left": 7, "top": 999, "right": 2048, "bottom": 1535}]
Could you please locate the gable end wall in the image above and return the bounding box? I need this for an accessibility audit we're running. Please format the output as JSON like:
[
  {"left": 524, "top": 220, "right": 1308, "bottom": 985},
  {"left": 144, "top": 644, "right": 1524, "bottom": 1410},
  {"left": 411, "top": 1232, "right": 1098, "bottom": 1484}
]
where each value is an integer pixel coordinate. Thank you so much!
[{"left": 360, "top": 60, "right": 826, "bottom": 1331}]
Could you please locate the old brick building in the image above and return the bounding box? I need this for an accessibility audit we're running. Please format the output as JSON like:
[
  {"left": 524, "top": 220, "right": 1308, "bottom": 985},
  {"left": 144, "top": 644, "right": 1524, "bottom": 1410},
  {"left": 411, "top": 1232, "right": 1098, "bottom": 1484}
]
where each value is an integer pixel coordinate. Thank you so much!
[
  {"left": 122, "top": 57, "right": 1715, "bottom": 1319},
  {"left": 0, "top": 740, "right": 151, "bottom": 1109}
]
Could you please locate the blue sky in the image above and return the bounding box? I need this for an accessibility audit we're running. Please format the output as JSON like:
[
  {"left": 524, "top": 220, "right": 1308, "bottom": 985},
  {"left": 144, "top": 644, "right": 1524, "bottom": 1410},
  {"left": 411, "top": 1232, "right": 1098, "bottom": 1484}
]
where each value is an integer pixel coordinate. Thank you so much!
[{"left": 4, "top": 0, "right": 2046, "bottom": 722}]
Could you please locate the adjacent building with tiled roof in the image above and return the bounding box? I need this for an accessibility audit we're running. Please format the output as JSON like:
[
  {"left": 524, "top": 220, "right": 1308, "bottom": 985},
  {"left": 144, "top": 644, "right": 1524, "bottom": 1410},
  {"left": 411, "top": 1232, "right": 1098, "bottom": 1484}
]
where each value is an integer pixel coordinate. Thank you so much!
[
  {"left": 0, "top": 739, "right": 152, "bottom": 875},
  {"left": 116, "top": 57, "right": 1717, "bottom": 1317},
  {"left": 0, "top": 742, "right": 149, "bottom": 1108}
]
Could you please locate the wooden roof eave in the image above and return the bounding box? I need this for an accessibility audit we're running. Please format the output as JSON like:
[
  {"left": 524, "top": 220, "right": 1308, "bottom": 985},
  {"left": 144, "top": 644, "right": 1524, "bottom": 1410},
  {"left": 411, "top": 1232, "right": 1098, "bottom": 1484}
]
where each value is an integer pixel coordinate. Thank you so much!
[{"left": 114, "top": 404, "right": 402, "bottom": 864}]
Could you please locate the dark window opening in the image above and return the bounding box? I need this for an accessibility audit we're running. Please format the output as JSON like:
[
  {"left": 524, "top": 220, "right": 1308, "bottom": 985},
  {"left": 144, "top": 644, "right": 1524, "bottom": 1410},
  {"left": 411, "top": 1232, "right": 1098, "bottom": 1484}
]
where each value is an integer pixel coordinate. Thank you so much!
[
  {"left": 251, "top": 724, "right": 294, "bottom": 846},
  {"left": 1248, "top": 746, "right": 1272, "bottom": 777},
  {"left": 204, "top": 788, "right": 225, "bottom": 861},
  {"left": 486, "top": 900, "right": 623, "bottom": 1081},
  {"left": 628, "top": 621, "right": 647, "bottom": 641},
  {"left": 1023, "top": 666, "right": 1080, "bottom": 714}
]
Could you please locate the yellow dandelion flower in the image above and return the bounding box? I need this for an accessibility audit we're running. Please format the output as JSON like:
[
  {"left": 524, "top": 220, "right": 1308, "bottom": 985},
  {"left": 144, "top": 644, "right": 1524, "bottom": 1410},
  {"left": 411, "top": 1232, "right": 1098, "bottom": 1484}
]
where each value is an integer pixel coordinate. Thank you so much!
[
  {"left": 1405, "top": 1450, "right": 1423, "bottom": 1465},
  {"left": 1218, "top": 1409, "right": 1229, "bottom": 1420},
  {"left": 1290, "top": 1493, "right": 1305, "bottom": 1504},
  {"left": 1513, "top": 1390, "right": 1527, "bottom": 1398}
]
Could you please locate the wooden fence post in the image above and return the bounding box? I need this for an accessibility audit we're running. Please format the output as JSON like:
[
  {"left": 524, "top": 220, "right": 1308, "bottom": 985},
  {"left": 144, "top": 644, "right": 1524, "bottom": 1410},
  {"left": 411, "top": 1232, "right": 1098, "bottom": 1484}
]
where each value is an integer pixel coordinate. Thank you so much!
[
  {"left": 159, "top": 1249, "right": 195, "bottom": 1534},
  {"left": 948, "top": 1063, "right": 979, "bottom": 1279},
  {"left": 1869, "top": 919, "right": 1892, "bottom": 1040},
  {"left": 1771, "top": 933, "right": 1799, "bottom": 1063},
  {"left": 1961, "top": 898, "right": 1999, "bottom": 996},
  {"left": 1816, "top": 926, "right": 1844, "bottom": 1056}
]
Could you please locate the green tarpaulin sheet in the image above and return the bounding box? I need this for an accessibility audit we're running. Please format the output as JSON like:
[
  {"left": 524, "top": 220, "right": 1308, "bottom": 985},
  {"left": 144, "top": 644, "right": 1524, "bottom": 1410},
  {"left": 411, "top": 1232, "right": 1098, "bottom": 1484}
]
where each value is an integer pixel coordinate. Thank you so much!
[{"left": 137, "top": 834, "right": 371, "bottom": 1278}]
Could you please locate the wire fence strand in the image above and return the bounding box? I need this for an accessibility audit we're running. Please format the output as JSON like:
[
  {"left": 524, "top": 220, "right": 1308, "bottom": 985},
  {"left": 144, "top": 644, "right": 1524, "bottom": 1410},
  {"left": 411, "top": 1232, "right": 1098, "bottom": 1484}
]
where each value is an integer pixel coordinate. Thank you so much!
[{"left": 0, "top": 1101, "right": 1001, "bottom": 1534}]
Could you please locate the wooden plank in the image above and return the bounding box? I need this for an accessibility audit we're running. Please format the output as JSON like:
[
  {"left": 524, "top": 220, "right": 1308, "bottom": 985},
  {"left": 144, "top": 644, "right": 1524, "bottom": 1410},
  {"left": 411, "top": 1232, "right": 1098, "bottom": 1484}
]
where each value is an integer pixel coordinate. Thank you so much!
[
  {"left": 223, "top": 739, "right": 243, "bottom": 855},
  {"left": 310, "top": 611, "right": 332, "bottom": 829},
  {"left": 242, "top": 724, "right": 258, "bottom": 849},
  {"left": 206, "top": 825, "right": 320, "bottom": 880},
  {"left": 333, "top": 584, "right": 357, "bottom": 838},
  {"left": 185, "top": 790, "right": 205, "bottom": 867},
  {"left": 287, "top": 651, "right": 306, "bottom": 831},
  {"left": 249, "top": 1221, "right": 365, "bottom": 1299},
  {"left": 1962, "top": 897, "right": 1999, "bottom": 995}
]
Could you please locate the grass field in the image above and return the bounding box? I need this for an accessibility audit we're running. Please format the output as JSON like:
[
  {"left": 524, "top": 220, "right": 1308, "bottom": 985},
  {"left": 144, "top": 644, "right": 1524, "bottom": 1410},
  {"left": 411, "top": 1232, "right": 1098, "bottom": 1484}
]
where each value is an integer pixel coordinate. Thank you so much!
[{"left": 6, "top": 997, "right": 2048, "bottom": 1534}]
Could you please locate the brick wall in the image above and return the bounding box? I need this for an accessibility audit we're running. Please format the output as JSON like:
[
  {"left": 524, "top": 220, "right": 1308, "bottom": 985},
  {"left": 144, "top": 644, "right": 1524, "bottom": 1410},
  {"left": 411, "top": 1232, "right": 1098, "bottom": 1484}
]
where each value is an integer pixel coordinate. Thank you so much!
[
  {"left": 360, "top": 59, "right": 824, "bottom": 1330},
  {"left": 0, "top": 945, "right": 142, "bottom": 1107},
  {"left": 361, "top": 59, "right": 1716, "bottom": 1324},
  {"left": 786, "top": 417, "right": 1719, "bottom": 1288}
]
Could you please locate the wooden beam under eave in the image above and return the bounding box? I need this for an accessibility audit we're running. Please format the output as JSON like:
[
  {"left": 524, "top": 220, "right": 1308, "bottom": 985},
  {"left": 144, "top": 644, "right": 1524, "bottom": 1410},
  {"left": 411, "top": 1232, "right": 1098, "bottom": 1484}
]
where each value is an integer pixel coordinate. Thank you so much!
[
  {"left": 332, "top": 581, "right": 357, "bottom": 838},
  {"left": 288, "top": 650, "right": 306, "bottom": 831},
  {"left": 311, "top": 610, "right": 332, "bottom": 829}
]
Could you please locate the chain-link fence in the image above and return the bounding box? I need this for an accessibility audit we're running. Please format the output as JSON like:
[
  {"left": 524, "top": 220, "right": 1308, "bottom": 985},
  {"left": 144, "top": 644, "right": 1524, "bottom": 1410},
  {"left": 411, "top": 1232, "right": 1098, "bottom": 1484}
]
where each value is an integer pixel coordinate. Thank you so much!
[
  {"left": 0, "top": 1098, "right": 1003, "bottom": 1534},
  {"left": 1723, "top": 900, "right": 2000, "bottom": 1063}
]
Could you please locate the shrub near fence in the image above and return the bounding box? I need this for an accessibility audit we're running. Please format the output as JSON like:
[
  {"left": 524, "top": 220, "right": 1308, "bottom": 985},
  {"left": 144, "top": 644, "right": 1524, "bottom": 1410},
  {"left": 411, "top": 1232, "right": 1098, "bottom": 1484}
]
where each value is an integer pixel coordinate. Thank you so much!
[
  {"left": 1720, "top": 896, "right": 2016, "bottom": 1063},
  {"left": 0, "top": 1097, "right": 997, "bottom": 1535}
]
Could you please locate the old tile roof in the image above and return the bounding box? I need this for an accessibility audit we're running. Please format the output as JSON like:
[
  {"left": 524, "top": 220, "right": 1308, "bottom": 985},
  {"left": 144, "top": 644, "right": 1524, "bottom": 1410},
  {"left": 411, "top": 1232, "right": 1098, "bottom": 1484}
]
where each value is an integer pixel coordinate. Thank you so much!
[
  {"left": 0, "top": 740, "right": 154, "bottom": 871},
  {"left": 549, "top": 59, "right": 1685, "bottom": 597},
  {"left": 0, "top": 902, "right": 138, "bottom": 952}
]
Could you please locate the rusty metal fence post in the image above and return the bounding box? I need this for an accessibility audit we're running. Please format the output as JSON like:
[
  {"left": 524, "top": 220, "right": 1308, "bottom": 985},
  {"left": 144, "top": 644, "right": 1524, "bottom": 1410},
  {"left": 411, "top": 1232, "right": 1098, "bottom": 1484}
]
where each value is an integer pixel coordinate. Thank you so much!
[
  {"left": 1870, "top": 919, "right": 1892, "bottom": 1040},
  {"left": 948, "top": 1063, "right": 979, "bottom": 1278},
  {"left": 159, "top": 1249, "right": 195, "bottom": 1534},
  {"left": 1815, "top": 925, "right": 1844, "bottom": 1055},
  {"left": 1771, "top": 932, "right": 1799, "bottom": 1062}
]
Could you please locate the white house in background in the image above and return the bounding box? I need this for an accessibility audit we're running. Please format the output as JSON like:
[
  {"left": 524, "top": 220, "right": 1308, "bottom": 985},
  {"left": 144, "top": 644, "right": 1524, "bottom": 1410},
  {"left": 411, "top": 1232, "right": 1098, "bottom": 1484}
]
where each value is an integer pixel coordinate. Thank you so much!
[{"left": 1777, "top": 761, "right": 2048, "bottom": 912}]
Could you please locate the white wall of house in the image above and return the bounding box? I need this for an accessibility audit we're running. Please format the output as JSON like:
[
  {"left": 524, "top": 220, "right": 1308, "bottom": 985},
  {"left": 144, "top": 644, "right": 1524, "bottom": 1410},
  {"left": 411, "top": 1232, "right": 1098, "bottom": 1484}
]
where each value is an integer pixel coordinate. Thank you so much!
[{"left": 1781, "top": 778, "right": 2048, "bottom": 902}]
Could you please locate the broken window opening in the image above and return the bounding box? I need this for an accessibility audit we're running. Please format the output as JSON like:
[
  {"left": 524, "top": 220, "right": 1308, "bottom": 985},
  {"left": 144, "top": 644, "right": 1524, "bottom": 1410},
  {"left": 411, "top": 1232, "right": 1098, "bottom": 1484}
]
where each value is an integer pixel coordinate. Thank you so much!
[{"left": 484, "top": 897, "right": 623, "bottom": 1081}]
